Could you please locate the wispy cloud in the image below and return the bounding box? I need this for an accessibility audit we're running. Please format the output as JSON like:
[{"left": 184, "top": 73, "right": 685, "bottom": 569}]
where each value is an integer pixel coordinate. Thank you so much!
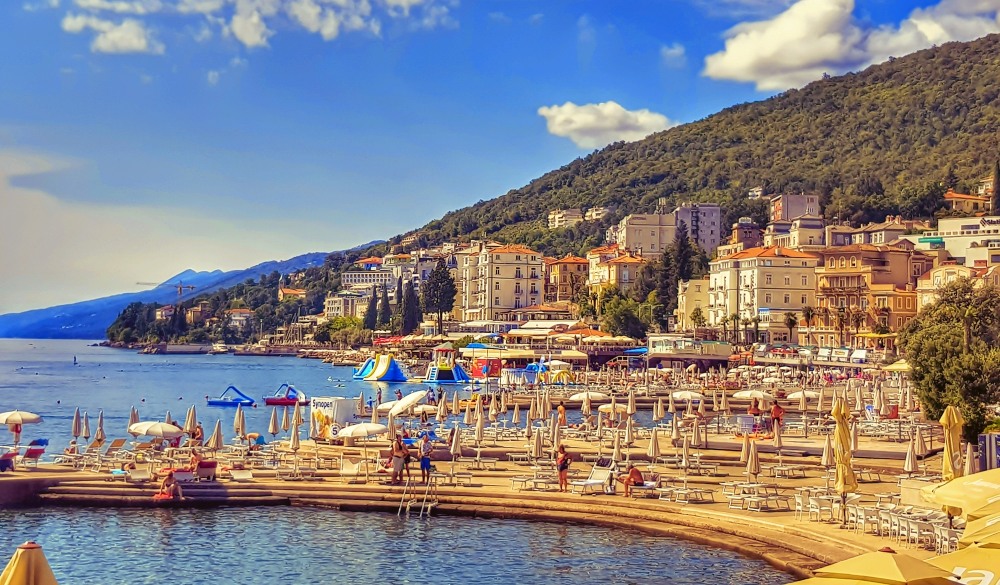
[
  {"left": 660, "top": 42, "right": 686, "bottom": 67},
  {"left": 703, "top": 0, "right": 1000, "bottom": 91},
  {"left": 488, "top": 11, "right": 510, "bottom": 24},
  {"left": 537, "top": 101, "right": 676, "bottom": 149}
]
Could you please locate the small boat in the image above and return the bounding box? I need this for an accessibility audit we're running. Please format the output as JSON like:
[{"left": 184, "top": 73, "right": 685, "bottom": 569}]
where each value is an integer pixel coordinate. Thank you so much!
[
  {"left": 263, "top": 383, "right": 309, "bottom": 406},
  {"left": 207, "top": 385, "right": 256, "bottom": 407},
  {"left": 208, "top": 343, "right": 229, "bottom": 355}
]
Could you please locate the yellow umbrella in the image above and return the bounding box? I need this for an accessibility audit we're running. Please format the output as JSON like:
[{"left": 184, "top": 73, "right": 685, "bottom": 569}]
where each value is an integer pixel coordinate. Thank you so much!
[
  {"left": 0, "top": 541, "right": 58, "bottom": 585},
  {"left": 966, "top": 499, "right": 1000, "bottom": 524},
  {"left": 809, "top": 548, "right": 956, "bottom": 585},
  {"left": 928, "top": 541, "right": 1000, "bottom": 582},
  {"left": 922, "top": 468, "right": 1000, "bottom": 518},
  {"left": 940, "top": 405, "right": 964, "bottom": 482},
  {"left": 832, "top": 398, "right": 858, "bottom": 523},
  {"left": 957, "top": 512, "right": 1000, "bottom": 548}
]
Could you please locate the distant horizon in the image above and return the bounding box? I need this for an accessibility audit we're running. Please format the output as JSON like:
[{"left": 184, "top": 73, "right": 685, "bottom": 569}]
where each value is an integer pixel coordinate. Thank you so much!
[{"left": 4, "top": 0, "right": 996, "bottom": 313}]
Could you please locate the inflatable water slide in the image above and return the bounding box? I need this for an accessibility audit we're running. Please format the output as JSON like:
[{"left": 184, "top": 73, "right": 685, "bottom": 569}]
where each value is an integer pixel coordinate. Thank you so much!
[{"left": 352, "top": 354, "right": 408, "bottom": 382}]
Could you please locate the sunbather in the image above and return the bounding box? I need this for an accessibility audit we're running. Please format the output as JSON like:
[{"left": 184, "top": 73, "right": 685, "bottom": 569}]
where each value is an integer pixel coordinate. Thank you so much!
[
  {"left": 158, "top": 471, "right": 183, "bottom": 499},
  {"left": 616, "top": 464, "right": 644, "bottom": 497}
]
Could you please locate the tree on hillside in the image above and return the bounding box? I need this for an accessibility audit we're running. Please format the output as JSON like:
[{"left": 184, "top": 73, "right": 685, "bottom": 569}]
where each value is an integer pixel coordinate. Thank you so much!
[
  {"left": 901, "top": 278, "right": 1000, "bottom": 441},
  {"left": 421, "top": 260, "right": 457, "bottom": 334},
  {"left": 401, "top": 280, "right": 421, "bottom": 335},
  {"left": 377, "top": 285, "right": 391, "bottom": 328},
  {"left": 992, "top": 160, "right": 1000, "bottom": 214},
  {"left": 363, "top": 286, "right": 379, "bottom": 330},
  {"left": 394, "top": 277, "right": 404, "bottom": 321},
  {"left": 600, "top": 296, "right": 647, "bottom": 340},
  {"left": 655, "top": 250, "right": 677, "bottom": 330}
]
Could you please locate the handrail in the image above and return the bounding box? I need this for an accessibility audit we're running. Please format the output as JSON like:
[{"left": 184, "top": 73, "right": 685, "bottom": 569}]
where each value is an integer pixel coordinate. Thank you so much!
[
  {"left": 397, "top": 478, "right": 411, "bottom": 516},
  {"left": 419, "top": 478, "right": 436, "bottom": 517}
]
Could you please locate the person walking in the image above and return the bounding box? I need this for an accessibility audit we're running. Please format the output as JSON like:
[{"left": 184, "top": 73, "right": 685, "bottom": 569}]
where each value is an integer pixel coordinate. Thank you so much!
[
  {"left": 419, "top": 434, "right": 434, "bottom": 484},
  {"left": 390, "top": 434, "right": 408, "bottom": 485},
  {"left": 557, "top": 401, "right": 567, "bottom": 427}
]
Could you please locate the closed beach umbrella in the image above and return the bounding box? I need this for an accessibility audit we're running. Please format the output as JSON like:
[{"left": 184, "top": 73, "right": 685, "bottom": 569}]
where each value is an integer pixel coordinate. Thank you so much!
[
  {"left": 474, "top": 410, "right": 485, "bottom": 447},
  {"left": 940, "top": 405, "right": 965, "bottom": 482},
  {"left": 582, "top": 393, "right": 592, "bottom": 417},
  {"left": 450, "top": 423, "right": 463, "bottom": 465},
  {"left": 512, "top": 403, "right": 520, "bottom": 426},
  {"left": 626, "top": 389, "right": 636, "bottom": 416},
  {"left": 128, "top": 406, "right": 140, "bottom": 436},
  {"left": 370, "top": 401, "right": 379, "bottom": 424},
  {"left": 816, "top": 386, "right": 826, "bottom": 414},
  {"left": 551, "top": 423, "right": 562, "bottom": 455},
  {"left": 183, "top": 405, "right": 198, "bottom": 436},
  {"left": 164, "top": 411, "right": 173, "bottom": 426},
  {"left": 691, "top": 417, "right": 702, "bottom": 448},
  {"left": 81, "top": 412, "right": 91, "bottom": 442},
  {"left": 853, "top": 385, "right": 864, "bottom": 413},
  {"left": 463, "top": 401, "right": 473, "bottom": 426},
  {"left": 914, "top": 426, "right": 929, "bottom": 458},
  {"left": 268, "top": 408, "right": 280, "bottom": 437},
  {"left": 965, "top": 442, "right": 978, "bottom": 476},
  {"left": 740, "top": 433, "right": 750, "bottom": 464},
  {"left": 233, "top": 405, "right": 245, "bottom": 439},
  {"left": 205, "top": 420, "right": 223, "bottom": 451},
  {"left": 292, "top": 402, "right": 304, "bottom": 427},
  {"left": 624, "top": 416, "right": 635, "bottom": 446},
  {"left": 436, "top": 398, "right": 449, "bottom": 423},
  {"left": 524, "top": 413, "right": 532, "bottom": 439},
  {"left": 653, "top": 398, "right": 663, "bottom": 422},
  {"left": 697, "top": 399, "right": 706, "bottom": 417},
  {"left": 595, "top": 412, "right": 603, "bottom": 440},
  {"left": 0, "top": 541, "right": 58, "bottom": 585},
  {"left": 798, "top": 390, "right": 808, "bottom": 412},
  {"left": 685, "top": 399, "right": 693, "bottom": 417},
  {"left": 903, "top": 436, "right": 917, "bottom": 474},
  {"left": 532, "top": 426, "right": 544, "bottom": 459},
  {"left": 281, "top": 407, "right": 291, "bottom": 432},
  {"left": 647, "top": 427, "right": 661, "bottom": 460},
  {"left": 832, "top": 399, "right": 858, "bottom": 521},
  {"left": 667, "top": 392, "right": 676, "bottom": 414},
  {"left": 772, "top": 420, "right": 783, "bottom": 460},
  {"left": 611, "top": 430, "right": 622, "bottom": 463},
  {"left": 289, "top": 420, "right": 301, "bottom": 452},
  {"left": 820, "top": 434, "right": 834, "bottom": 468},
  {"left": 94, "top": 410, "right": 106, "bottom": 444},
  {"left": 451, "top": 392, "right": 461, "bottom": 416},
  {"left": 719, "top": 390, "right": 730, "bottom": 414},
  {"left": 670, "top": 415, "right": 680, "bottom": 442},
  {"left": 543, "top": 391, "right": 552, "bottom": 418},
  {"left": 489, "top": 397, "right": 499, "bottom": 422},
  {"left": 745, "top": 439, "right": 760, "bottom": 482},
  {"left": 680, "top": 436, "right": 691, "bottom": 473},
  {"left": 711, "top": 389, "right": 719, "bottom": 412},
  {"left": 609, "top": 394, "right": 618, "bottom": 420},
  {"left": 70, "top": 407, "right": 82, "bottom": 441}
]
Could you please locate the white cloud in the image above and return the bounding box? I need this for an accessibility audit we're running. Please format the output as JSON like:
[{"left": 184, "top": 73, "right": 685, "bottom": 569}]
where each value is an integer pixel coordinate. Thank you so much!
[
  {"left": 660, "top": 42, "right": 686, "bottom": 67},
  {"left": 528, "top": 13, "right": 543, "bottom": 25},
  {"left": 73, "top": 0, "right": 162, "bottom": 14},
  {"left": 692, "top": 0, "right": 793, "bottom": 18},
  {"left": 229, "top": 55, "right": 247, "bottom": 67},
  {"left": 285, "top": 0, "right": 380, "bottom": 41},
  {"left": 537, "top": 101, "right": 677, "bottom": 149},
  {"left": 22, "top": 0, "right": 59, "bottom": 12},
  {"left": 577, "top": 14, "right": 595, "bottom": 45},
  {"left": 488, "top": 11, "right": 510, "bottom": 24},
  {"left": 230, "top": 6, "right": 273, "bottom": 47},
  {"left": 139, "top": 72, "right": 153, "bottom": 83},
  {"left": 207, "top": 69, "right": 220, "bottom": 84},
  {"left": 382, "top": 0, "right": 423, "bottom": 18},
  {"left": 176, "top": 0, "right": 224, "bottom": 14},
  {"left": 61, "top": 13, "right": 165, "bottom": 54},
  {"left": 703, "top": 0, "right": 1000, "bottom": 91},
  {"left": 192, "top": 22, "right": 213, "bottom": 42}
]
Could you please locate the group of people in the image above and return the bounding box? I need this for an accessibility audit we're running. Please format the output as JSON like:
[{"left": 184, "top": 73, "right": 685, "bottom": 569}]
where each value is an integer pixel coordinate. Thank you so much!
[{"left": 388, "top": 433, "right": 436, "bottom": 485}]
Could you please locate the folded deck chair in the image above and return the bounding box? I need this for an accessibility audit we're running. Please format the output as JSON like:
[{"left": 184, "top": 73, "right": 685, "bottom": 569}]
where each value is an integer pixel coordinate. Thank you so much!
[
  {"left": 229, "top": 469, "right": 254, "bottom": 482},
  {"left": 196, "top": 460, "right": 218, "bottom": 481}
]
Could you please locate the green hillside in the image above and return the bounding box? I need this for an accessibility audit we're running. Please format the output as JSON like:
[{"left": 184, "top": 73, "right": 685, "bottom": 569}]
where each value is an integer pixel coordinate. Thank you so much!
[{"left": 398, "top": 34, "right": 1000, "bottom": 257}]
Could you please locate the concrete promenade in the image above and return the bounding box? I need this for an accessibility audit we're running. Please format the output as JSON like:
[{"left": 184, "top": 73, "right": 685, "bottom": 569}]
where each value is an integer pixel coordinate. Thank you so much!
[{"left": 0, "top": 437, "right": 943, "bottom": 579}]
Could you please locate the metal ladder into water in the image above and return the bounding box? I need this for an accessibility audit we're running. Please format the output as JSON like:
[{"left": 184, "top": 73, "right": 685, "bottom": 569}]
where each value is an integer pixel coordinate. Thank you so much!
[{"left": 397, "top": 477, "right": 438, "bottom": 517}]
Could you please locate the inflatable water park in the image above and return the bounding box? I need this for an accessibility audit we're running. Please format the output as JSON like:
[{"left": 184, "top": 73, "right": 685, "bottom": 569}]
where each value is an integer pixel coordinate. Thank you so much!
[
  {"left": 263, "top": 383, "right": 309, "bottom": 406},
  {"left": 206, "top": 385, "right": 256, "bottom": 407},
  {"left": 353, "top": 354, "right": 409, "bottom": 382},
  {"left": 421, "top": 345, "right": 473, "bottom": 385}
]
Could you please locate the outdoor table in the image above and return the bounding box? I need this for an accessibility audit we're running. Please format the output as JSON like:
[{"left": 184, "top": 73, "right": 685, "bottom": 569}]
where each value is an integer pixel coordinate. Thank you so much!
[{"left": 874, "top": 492, "right": 899, "bottom": 506}]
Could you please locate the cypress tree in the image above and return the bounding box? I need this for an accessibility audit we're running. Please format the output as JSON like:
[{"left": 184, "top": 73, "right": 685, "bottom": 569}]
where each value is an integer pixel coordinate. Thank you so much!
[
  {"left": 991, "top": 160, "right": 1000, "bottom": 214},
  {"left": 421, "top": 260, "right": 458, "bottom": 334},
  {"left": 363, "top": 285, "right": 378, "bottom": 330},
  {"left": 377, "top": 285, "right": 391, "bottom": 327},
  {"left": 401, "top": 280, "right": 421, "bottom": 334}
]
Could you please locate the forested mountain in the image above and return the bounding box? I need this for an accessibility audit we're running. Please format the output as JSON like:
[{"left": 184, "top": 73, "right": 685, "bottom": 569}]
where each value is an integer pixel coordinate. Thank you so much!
[{"left": 391, "top": 34, "right": 1000, "bottom": 257}]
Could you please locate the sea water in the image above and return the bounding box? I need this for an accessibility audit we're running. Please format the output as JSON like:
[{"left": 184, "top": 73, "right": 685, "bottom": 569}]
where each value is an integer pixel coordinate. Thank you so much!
[
  {"left": 0, "top": 507, "right": 792, "bottom": 585},
  {"left": 0, "top": 339, "right": 793, "bottom": 584}
]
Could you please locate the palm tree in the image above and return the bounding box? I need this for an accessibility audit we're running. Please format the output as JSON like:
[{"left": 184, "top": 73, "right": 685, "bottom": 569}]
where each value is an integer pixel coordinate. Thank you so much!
[
  {"left": 784, "top": 312, "right": 798, "bottom": 344},
  {"left": 740, "top": 316, "right": 752, "bottom": 345},
  {"left": 801, "top": 305, "right": 815, "bottom": 346},
  {"left": 850, "top": 308, "right": 865, "bottom": 346},
  {"left": 730, "top": 313, "right": 740, "bottom": 344}
]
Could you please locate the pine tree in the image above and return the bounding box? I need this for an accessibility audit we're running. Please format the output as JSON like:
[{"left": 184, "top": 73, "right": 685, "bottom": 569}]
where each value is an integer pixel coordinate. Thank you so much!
[
  {"left": 377, "top": 285, "right": 391, "bottom": 328},
  {"left": 421, "top": 260, "right": 458, "bottom": 334},
  {"left": 363, "top": 285, "right": 378, "bottom": 330},
  {"left": 672, "top": 219, "right": 694, "bottom": 281},
  {"left": 394, "top": 277, "right": 404, "bottom": 320},
  {"left": 655, "top": 249, "right": 677, "bottom": 330},
  {"left": 402, "top": 280, "right": 421, "bottom": 334}
]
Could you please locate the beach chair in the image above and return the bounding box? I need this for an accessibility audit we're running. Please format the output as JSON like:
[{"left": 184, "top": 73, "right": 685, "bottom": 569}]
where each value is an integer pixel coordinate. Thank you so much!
[
  {"left": 127, "top": 468, "right": 152, "bottom": 483},
  {"left": 196, "top": 460, "right": 218, "bottom": 481},
  {"left": 0, "top": 451, "right": 16, "bottom": 472},
  {"left": 17, "top": 447, "right": 46, "bottom": 469},
  {"left": 630, "top": 473, "right": 660, "bottom": 498},
  {"left": 569, "top": 460, "right": 614, "bottom": 495},
  {"left": 91, "top": 438, "right": 128, "bottom": 472},
  {"left": 229, "top": 469, "right": 254, "bottom": 482},
  {"left": 340, "top": 457, "right": 368, "bottom": 484}
]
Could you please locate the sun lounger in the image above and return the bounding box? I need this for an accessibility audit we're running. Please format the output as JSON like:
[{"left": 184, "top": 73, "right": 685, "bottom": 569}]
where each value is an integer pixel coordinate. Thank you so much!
[
  {"left": 339, "top": 457, "right": 368, "bottom": 484},
  {"left": 630, "top": 473, "right": 660, "bottom": 498},
  {"left": 17, "top": 447, "right": 46, "bottom": 469},
  {"left": 127, "top": 469, "right": 152, "bottom": 483},
  {"left": 196, "top": 461, "right": 218, "bottom": 481},
  {"left": 569, "top": 463, "right": 613, "bottom": 495},
  {"left": 229, "top": 469, "right": 254, "bottom": 482}
]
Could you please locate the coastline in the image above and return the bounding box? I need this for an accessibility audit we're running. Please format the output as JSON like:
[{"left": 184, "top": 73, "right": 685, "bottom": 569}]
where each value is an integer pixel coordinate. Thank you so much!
[{"left": 0, "top": 465, "right": 901, "bottom": 579}]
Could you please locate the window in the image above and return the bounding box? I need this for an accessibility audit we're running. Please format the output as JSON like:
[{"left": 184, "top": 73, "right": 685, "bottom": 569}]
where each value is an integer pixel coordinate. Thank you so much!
[
  {"left": 765, "top": 274, "right": 772, "bottom": 285},
  {"left": 801, "top": 275, "right": 808, "bottom": 286},
  {"left": 495, "top": 267, "right": 500, "bottom": 275},
  {"left": 494, "top": 296, "right": 500, "bottom": 305},
  {"left": 828, "top": 258, "right": 834, "bottom": 268},
  {"left": 784, "top": 276, "right": 790, "bottom": 286},
  {"left": 695, "top": 285, "right": 702, "bottom": 293},
  {"left": 801, "top": 294, "right": 807, "bottom": 304},
  {"left": 784, "top": 294, "right": 790, "bottom": 304},
  {"left": 515, "top": 255, "right": 521, "bottom": 261},
  {"left": 765, "top": 293, "right": 772, "bottom": 303},
  {"left": 495, "top": 282, "right": 500, "bottom": 290},
  {"left": 850, "top": 256, "right": 857, "bottom": 267},
  {"left": 839, "top": 257, "right": 846, "bottom": 268}
]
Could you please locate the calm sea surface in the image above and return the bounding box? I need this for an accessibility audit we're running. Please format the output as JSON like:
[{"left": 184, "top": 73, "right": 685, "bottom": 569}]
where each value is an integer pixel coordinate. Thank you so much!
[{"left": 0, "top": 339, "right": 792, "bottom": 585}]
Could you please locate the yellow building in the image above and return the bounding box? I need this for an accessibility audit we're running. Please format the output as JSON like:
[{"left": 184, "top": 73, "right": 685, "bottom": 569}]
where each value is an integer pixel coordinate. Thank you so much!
[
  {"left": 278, "top": 287, "right": 307, "bottom": 302},
  {"left": 675, "top": 276, "right": 711, "bottom": 332},
  {"left": 545, "top": 255, "right": 589, "bottom": 303},
  {"left": 811, "top": 244, "right": 935, "bottom": 348}
]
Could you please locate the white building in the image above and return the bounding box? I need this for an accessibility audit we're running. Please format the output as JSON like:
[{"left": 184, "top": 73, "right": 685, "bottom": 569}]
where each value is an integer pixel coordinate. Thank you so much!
[{"left": 460, "top": 243, "right": 544, "bottom": 321}]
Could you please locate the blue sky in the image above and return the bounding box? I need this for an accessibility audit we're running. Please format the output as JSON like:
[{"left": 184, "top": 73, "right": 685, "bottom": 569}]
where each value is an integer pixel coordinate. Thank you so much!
[{"left": 2, "top": 0, "right": 998, "bottom": 313}]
